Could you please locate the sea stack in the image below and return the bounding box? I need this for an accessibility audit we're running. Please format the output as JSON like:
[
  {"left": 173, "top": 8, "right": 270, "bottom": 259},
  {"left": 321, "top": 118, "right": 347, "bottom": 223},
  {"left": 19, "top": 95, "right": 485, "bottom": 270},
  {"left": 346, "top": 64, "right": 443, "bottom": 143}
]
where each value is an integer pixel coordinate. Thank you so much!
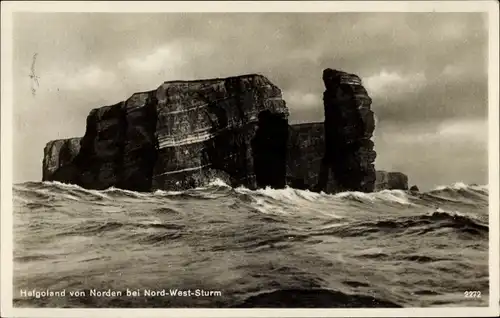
[
  {"left": 375, "top": 171, "right": 410, "bottom": 191},
  {"left": 315, "top": 69, "right": 377, "bottom": 192}
]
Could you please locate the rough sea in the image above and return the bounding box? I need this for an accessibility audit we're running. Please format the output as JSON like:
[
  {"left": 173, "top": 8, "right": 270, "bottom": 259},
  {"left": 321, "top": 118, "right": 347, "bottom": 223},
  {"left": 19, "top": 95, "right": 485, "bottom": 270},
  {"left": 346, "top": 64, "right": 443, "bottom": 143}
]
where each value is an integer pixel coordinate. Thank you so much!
[{"left": 12, "top": 180, "right": 489, "bottom": 308}]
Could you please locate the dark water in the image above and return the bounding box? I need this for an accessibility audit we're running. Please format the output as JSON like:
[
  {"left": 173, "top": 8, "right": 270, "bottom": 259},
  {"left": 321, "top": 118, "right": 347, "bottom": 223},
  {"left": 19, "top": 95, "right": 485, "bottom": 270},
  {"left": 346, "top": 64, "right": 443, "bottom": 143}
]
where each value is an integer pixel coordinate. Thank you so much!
[{"left": 13, "top": 180, "right": 489, "bottom": 308}]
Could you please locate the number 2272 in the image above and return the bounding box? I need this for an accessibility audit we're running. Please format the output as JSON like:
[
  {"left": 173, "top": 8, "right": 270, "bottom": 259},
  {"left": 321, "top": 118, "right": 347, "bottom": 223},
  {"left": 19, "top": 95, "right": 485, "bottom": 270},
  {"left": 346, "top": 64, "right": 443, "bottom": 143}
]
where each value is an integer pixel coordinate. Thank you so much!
[{"left": 464, "top": 291, "right": 481, "bottom": 298}]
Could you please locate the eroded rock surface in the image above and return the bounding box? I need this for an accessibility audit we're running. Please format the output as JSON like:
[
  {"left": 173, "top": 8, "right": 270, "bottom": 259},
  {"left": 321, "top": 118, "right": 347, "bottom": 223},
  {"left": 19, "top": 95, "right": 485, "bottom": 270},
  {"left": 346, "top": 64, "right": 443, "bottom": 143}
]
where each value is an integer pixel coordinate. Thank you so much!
[
  {"left": 42, "top": 75, "right": 288, "bottom": 191},
  {"left": 286, "top": 122, "right": 338, "bottom": 192},
  {"left": 315, "top": 69, "right": 377, "bottom": 193},
  {"left": 409, "top": 185, "right": 420, "bottom": 192},
  {"left": 42, "top": 70, "right": 407, "bottom": 194},
  {"left": 42, "top": 138, "right": 82, "bottom": 183},
  {"left": 375, "top": 171, "right": 409, "bottom": 191}
]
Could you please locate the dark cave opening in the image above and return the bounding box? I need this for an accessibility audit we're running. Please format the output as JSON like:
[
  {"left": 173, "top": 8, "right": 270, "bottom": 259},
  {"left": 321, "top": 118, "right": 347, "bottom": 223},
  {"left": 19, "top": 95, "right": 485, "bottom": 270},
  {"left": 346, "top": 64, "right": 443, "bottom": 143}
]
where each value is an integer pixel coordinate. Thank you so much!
[{"left": 251, "top": 110, "right": 289, "bottom": 189}]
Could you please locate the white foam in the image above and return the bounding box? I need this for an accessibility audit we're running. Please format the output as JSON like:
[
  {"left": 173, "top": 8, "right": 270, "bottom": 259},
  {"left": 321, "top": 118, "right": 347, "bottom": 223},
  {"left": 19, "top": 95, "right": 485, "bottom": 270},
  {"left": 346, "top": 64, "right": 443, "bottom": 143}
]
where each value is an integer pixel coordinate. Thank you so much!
[
  {"left": 294, "top": 188, "right": 323, "bottom": 201},
  {"left": 334, "top": 189, "right": 416, "bottom": 206},
  {"left": 432, "top": 182, "right": 473, "bottom": 191},
  {"left": 233, "top": 185, "right": 345, "bottom": 218},
  {"left": 103, "top": 187, "right": 149, "bottom": 198},
  {"left": 42, "top": 180, "right": 82, "bottom": 190},
  {"left": 335, "top": 191, "right": 374, "bottom": 202},
  {"left": 251, "top": 197, "right": 289, "bottom": 215},
  {"left": 240, "top": 185, "right": 327, "bottom": 204},
  {"left": 206, "top": 178, "right": 231, "bottom": 188},
  {"left": 375, "top": 189, "right": 411, "bottom": 205},
  {"left": 43, "top": 181, "right": 110, "bottom": 199},
  {"left": 255, "top": 186, "right": 299, "bottom": 202},
  {"left": 430, "top": 208, "right": 478, "bottom": 220},
  {"left": 152, "top": 189, "right": 184, "bottom": 196}
]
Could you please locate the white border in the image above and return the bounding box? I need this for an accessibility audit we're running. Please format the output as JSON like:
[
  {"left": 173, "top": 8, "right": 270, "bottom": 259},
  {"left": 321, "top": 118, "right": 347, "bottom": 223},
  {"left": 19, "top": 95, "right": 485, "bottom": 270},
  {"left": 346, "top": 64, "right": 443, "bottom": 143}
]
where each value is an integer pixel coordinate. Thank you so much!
[{"left": 1, "top": 1, "right": 499, "bottom": 317}]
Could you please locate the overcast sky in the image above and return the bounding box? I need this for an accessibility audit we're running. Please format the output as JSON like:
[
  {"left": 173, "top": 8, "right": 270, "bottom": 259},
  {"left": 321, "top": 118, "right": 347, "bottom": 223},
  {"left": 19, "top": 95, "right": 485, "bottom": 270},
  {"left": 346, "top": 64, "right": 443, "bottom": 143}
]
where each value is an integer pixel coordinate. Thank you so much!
[{"left": 12, "top": 13, "right": 488, "bottom": 190}]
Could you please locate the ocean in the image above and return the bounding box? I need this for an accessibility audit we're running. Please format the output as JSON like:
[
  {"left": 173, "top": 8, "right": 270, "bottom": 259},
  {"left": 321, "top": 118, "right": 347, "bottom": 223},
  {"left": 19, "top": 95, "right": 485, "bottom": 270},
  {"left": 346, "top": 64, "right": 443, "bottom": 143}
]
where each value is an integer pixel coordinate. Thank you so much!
[{"left": 12, "top": 180, "right": 489, "bottom": 308}]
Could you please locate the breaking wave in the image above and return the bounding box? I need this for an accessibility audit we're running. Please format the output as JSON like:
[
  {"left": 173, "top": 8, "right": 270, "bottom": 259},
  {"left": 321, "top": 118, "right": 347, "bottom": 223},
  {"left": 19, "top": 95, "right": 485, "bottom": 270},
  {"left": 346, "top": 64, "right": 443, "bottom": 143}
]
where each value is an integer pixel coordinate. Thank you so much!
[{"left": 12, "top": 179, "right": 489, "bottom": 308}]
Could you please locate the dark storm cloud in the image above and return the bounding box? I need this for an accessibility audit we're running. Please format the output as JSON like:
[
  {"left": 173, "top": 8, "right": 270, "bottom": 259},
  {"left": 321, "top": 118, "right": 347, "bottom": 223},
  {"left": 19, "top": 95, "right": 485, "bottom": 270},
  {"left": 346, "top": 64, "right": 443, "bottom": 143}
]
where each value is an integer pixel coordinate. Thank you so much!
[
  {"left": 373, "top": 73, "right": 487, "bottom": 123},
  {"left": 12, "top": 12, "right": 489, "bottom": 188}
]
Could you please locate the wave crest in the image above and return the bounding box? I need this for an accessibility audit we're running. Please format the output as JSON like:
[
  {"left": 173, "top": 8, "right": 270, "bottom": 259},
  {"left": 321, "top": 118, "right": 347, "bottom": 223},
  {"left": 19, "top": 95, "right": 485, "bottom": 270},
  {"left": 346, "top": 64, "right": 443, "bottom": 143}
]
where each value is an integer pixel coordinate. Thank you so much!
[
  {"left": 432, "top": 182, "right": 488, "bottom": 192},
  {"left": 13, "top": 180, "right": 488, "bottom": 215}
]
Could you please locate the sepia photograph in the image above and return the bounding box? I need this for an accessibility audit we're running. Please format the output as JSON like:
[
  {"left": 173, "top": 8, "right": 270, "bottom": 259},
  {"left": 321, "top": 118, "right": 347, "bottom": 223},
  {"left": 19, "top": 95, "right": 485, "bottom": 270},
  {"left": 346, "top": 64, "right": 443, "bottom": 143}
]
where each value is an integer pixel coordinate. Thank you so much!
[{"left": 1, "top": 1, "right": 499, "bottom": 317}]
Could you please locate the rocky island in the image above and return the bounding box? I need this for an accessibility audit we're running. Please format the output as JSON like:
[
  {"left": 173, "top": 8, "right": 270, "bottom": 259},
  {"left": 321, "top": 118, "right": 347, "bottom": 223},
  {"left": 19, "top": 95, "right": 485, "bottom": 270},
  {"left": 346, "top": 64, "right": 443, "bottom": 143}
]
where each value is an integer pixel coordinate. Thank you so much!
[{"left": 42, "top": 69, "right": 411, "bottom": 193}]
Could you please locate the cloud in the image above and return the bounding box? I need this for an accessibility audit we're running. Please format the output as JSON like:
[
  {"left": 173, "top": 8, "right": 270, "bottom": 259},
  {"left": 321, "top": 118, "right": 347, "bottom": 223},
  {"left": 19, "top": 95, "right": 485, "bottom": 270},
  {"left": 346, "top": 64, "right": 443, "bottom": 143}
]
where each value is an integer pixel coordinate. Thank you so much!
[
  {"left": 364, "top": 70, "right": 427, "bottom": 97},
  {"left": 11, "top": 12, "right": 488, "bottom": 185},
  {"left": 283, "top": 91, "right": 321, "bottom": 109},
  {"left": 437, "top": 119, "right": 487, "bottom": 143},
  {"left": 119, "top": 41, "right": 212, "bottom": 76},
  {"left": 375, "top": 78, "right": 486, "bottom": 124},
  {"left": 46, "top": 66, "right": 117, "bottom": 91},
  {"left": 377, "top": 119, "right": 487, "bottom": 145},
  {"left": 374, "top": 118, "right": 488, "bottom": 190},
  {"left": 124, "top": 46, "right": 184, "bottom": 73}
]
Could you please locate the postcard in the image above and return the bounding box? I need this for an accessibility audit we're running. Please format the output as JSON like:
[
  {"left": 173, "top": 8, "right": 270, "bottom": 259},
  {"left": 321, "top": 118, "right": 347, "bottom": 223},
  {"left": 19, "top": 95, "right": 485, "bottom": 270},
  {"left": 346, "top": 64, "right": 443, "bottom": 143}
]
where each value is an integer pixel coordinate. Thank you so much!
[{"left": 1, "top": 1, "right": 499, "bottom": 317}]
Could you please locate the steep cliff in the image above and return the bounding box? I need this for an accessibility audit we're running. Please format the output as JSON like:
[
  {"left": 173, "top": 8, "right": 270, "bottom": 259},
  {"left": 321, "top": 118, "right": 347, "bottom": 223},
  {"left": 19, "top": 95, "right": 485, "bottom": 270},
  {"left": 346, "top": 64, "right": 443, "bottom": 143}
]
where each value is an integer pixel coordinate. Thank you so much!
[
  {"left": 286, "top": 122, "right": 338, "bottom": 192},
  {"left": 42, "top": 74, "right": 289, "bottom": 191},
  {"left": 42, "top": 70, "right": 394, "bottom": 194},
  {"left": 314, "top": 69, "right": 377, "bottom": 193},
  {"left": 42, "top": 138, "right": 82, "bottom": 182}
]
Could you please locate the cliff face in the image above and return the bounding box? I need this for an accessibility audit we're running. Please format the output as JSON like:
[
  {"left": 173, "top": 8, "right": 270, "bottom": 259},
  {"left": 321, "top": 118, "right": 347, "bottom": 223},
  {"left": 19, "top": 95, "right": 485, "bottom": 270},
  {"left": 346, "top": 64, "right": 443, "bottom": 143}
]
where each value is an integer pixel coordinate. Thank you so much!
[
  {"left": 375, "top": 171, "right": 409, "bottom": 191},
  {"left": 315, "top": 69, "right": 377, "bottom": 193},
  {"left": 42, "top": 70, "right": 395, "bottom": 193},
  {"left": 286, "top": 122, "right": 337, "bottom": 192},
  {"left": 42, "top": 138, "right": 82, "bottom": 182},
  {"left": 42, "top": 75, "right": 289, "bottom": 191}
]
